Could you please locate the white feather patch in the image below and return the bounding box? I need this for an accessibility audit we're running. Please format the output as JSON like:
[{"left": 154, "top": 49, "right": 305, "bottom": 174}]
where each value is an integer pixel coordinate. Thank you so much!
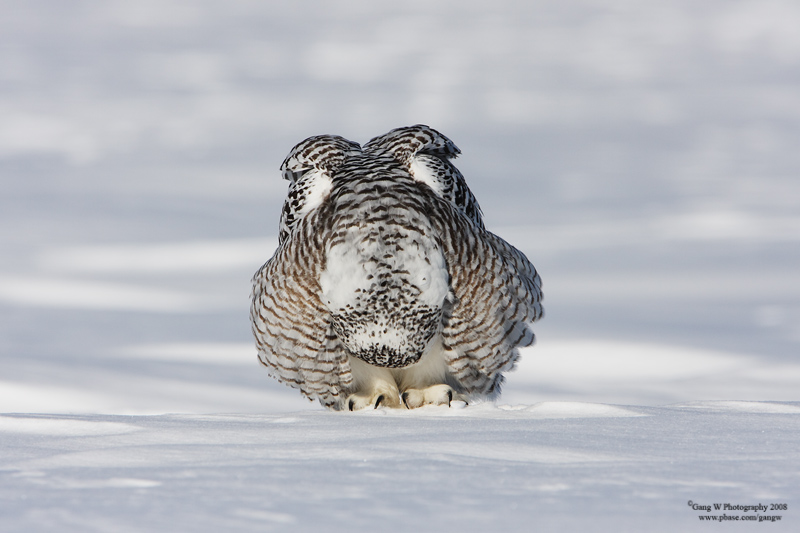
[
  {"left": 408, "top": 157, "right": 443, "bottom": 196},
  {"left": 319, "top": 227, "right": 449, "bottom": 312},
  {"left": 297, "top": 170, "right": 333, "bottom": 216}
]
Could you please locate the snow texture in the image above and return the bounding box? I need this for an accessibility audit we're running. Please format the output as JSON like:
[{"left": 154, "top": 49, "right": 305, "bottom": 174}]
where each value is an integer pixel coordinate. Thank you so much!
[
  {"left": 1, "top": 1, "right": 799, "bottom": 531},
  {"left": 2, "top": 403, "right": 799, "bottom": 532}
]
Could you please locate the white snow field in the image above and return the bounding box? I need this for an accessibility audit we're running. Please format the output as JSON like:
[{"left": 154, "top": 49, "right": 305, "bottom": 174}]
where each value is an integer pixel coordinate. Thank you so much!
[
  {"left": 2, "top": 402, "right": 798, "bottom": 532},
  {"left": 1, "top": 1, "right": 799, "bottom": 531}
]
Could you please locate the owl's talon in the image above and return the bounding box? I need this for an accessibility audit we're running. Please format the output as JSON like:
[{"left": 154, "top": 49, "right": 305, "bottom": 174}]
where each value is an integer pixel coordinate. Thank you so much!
[
  {"left": 402, "top": 384, "right": 462, "bottom": 409},
  {"left": 345, "top": 386, "right": 402, "bottom": 411}
]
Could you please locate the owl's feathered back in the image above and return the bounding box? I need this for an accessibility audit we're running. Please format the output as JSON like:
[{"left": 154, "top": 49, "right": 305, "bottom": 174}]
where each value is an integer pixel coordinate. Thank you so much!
[{"left": 251, "top": 125, "right": 542, "bottom": 410}]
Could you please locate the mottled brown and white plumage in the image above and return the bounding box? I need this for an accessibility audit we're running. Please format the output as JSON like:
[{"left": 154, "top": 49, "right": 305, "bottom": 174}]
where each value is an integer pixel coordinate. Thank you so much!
[{"left": 251, "top": 125, "right": 543, "bottom": 410}]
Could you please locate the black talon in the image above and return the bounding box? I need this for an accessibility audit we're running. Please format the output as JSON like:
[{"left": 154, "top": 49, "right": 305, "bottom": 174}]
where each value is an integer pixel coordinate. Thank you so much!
[
  {"left": 348, "top": 399, "right": 355, "bottom": 411},
  {"left": 447, "top": 390, "right": 453, "bottom": 407},
  {"left": 374, "top": 395, "right": 385, "bottom": 409},
  {"left": 401, "top": 392, "right": 410, "bottom": 409}
]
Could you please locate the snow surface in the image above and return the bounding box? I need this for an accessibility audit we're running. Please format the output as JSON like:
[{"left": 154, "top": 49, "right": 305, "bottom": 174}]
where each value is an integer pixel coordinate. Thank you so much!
[
  {"left": 1, "top": 1, "right": 799, "bottom": 531},
  {"left": 2, "top": 402, "right": 799, "bottom": 532}
]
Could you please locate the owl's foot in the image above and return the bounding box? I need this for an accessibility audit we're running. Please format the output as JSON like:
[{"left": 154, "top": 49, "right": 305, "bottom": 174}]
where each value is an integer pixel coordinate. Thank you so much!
[
  {"left": 347, "top": 385, "right": 403, "bottom": 411},
  {"left": 401, "top": 384, "right": 465, "bottom": 409}
]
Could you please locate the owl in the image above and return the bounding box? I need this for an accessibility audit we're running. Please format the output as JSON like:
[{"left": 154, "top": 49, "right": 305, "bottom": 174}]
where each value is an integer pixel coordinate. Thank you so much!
[{"left": 251, "top": 125, "right": 543, "bottom": 410}]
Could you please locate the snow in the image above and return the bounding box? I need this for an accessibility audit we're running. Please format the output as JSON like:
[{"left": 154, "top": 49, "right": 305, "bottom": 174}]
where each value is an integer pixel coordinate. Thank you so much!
[
  {"left": 3, "top": 403, "right": 799, "bottom": 532},
  {"left": 1, "top": 1, "right": 799, "bottom": 531}
]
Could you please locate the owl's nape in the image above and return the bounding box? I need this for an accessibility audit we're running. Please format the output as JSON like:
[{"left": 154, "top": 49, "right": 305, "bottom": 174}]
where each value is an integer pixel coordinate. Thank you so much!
[{"left": 250, "top": 125, "right": 543, "bottom": 410}]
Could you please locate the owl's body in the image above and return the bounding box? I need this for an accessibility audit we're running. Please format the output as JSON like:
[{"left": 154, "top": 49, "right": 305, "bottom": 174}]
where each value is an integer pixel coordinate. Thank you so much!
[{"left": 251, "top": 125, "right": 543, "bottom": 410}]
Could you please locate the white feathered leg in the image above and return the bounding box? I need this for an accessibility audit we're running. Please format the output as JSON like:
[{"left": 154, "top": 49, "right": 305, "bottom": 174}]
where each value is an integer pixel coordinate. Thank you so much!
[{"left": 345, "top": 356, "right": 402, "bottom": 410}]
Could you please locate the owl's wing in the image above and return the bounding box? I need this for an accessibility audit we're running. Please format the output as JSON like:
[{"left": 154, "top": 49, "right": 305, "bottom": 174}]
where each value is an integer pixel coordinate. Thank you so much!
[
  {"left": 410, "top": 153, "right": 485, "bottom": 230},
  {"left": 429, "top": 202, "right": 543, "bottom": 396},
  {"left": 250, "top": 218, "right": 353, "bottom": 408},
  {"left": 278, "top": 135, "right": 361, "bottom": 244},
  {"left": 365, "top": 124, "right": 485, "bottom": 229}
]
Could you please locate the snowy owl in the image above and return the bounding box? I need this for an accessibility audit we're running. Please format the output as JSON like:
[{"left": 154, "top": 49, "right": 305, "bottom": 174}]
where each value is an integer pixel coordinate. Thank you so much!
[{"left": 251, "top": 125, "right": 543, "bottom": 410}]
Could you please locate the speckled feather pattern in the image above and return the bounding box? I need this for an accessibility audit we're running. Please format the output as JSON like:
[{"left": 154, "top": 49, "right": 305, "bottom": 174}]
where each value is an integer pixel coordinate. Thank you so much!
[{"left": 252, "top": 125, "right": 543, "bottom": 409}]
